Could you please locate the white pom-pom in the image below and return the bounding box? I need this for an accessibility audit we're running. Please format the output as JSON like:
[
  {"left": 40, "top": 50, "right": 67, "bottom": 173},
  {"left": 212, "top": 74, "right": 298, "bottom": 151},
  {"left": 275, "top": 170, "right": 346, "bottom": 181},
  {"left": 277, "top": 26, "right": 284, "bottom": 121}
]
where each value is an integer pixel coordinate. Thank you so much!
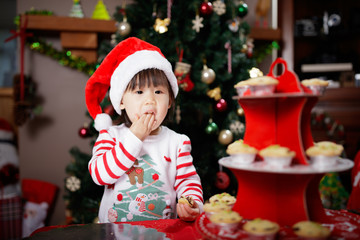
[{"left": 94, "top": 113, "right": 113, "bottom": 131}]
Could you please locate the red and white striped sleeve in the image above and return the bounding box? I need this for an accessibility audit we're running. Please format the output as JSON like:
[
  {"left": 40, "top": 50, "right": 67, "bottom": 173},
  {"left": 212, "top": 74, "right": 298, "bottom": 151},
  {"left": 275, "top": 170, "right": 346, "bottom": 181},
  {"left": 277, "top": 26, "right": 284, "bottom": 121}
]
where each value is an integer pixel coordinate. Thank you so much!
[
  {"left": 88, "top": 128, "right": 142, "bottom": 186},
  {"left": 174, "top": 135, "right": 204, "bottom": 206}
]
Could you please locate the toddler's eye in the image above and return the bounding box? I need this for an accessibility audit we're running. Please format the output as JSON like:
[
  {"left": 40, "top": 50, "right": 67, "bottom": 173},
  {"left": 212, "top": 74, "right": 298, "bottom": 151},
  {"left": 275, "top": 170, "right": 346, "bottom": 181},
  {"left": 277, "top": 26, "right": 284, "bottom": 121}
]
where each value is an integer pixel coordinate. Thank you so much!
[
  {"left": 135, "top": 90, "right": 143, "bottom": 94},
  {"left": 155, "top": 90, "right": 162, "bottom": 94}
]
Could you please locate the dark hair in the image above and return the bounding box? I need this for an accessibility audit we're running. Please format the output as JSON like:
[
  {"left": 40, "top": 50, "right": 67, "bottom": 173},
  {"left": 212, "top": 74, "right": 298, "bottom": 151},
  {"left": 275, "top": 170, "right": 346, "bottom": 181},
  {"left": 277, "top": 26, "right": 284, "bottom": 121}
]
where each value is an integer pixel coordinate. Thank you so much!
[{"left": 118, "top": 68, "right": 175, "bottom": 127}]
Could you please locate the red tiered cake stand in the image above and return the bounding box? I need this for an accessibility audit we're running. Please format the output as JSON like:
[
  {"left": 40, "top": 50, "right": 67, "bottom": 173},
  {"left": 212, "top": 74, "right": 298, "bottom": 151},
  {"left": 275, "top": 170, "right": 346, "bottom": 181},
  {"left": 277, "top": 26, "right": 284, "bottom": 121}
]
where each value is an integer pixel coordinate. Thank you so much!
[{"left": 219, "top": 58, "right": 354, "bottom": 226}]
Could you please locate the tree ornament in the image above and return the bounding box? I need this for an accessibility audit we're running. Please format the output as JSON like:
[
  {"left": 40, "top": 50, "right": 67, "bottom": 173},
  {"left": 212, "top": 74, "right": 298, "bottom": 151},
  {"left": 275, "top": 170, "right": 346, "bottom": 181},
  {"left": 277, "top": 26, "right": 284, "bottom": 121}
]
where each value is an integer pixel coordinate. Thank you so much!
[
  {"left": 237, "top": 106, "right": 245, "bottom": 116},
  {"left": 215, "top": 99, "right": 227, "bottom": 112},
  {"left": 237, "top": 1, "right": 248, "bottom": 18},
  {"left": 66, "top": 176, "right": 81, "bottom": 192},
  {"left": 176, "top": 105, "right": 181, "bottom": 124},
  {"left": 110, "top": 34, "right": 117, "bottom": 46},
  {"left": 201, "top": 64, "right": 216, "bottom": 84},
  {"left": 246, "top": 38, "right": 254, "bottom": 58},
  {"left": 249, "top": 67, "right": 264, "bottom": 78},
  {"left": 118, "top": 18, "right": 131, "bottom": 36},
  {"left": 218, "top": 129, "right": 233, "bottom": 145},
  {"left": 199, "top": 0, "right": 213, "bottom": 16},
  {"left": 207, "top": 87, "right": 221, "bottom": 101},
  {"left": 228, "top": 18, "right": 240, "bottom": 32},
  {"left": 175, "top": 62, "right": 194, "bottom": 91},
  {"left": 213, "top": 0, "right": 226, "bottom": 16},
  {"left": 215, "top": 170, "right": 230, "bottom": 190},
  {"left": 69, "top": 0, "right": 84, "bottom": 18},
  {"left": 104, "top": 104, "right": 115, "bottom": 116},
  {"left": 78, "top": 124, "right": 90, "bottom": 138},
  {"left": 230, "top": 120, "right": 245, "bottom": 135},
  {"left": 92, "top": 0, "right": 111, "bottom": 20},
  {"left": 192, "top": 14, "right": 204, "bottom": 32},
  {"left": 154, "top": 18, "right": 170, "bottom": 34},
  {"left": 205, "top": 120, "right": 219, "bottom": 135}
]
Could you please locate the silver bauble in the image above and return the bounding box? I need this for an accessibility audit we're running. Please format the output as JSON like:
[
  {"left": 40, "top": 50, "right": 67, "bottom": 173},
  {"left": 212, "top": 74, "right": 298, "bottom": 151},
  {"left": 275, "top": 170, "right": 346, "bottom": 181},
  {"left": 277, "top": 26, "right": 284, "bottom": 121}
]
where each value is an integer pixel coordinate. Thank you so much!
[{"left": 118, "top": 21, "right": 131, "bottom": 36}]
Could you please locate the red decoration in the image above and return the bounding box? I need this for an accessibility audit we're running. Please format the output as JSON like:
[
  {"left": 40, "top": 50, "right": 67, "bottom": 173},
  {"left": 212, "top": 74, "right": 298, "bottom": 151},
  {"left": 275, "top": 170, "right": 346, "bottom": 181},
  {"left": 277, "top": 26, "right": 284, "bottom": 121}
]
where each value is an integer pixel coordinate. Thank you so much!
[
  {"left": 117, "top": 193, "right": 123, "bottom": 201},
  {"left": 199, "top": 1, "right": 213, "bottom": 16},
  {"left": 177, "top": 73, "right": 194, "bottom": 92},
  {"left": 215, "top": 171, "right": 230, "bottom": 190},
  {"left": 5, "top": 16, "right": 33, "bottom": 101},
  {"left": 152, "top": 173, "right": 159, "bottom": 181},
  {"left": 215, "top": 99, "right": 227, "bottom": 112},
  {"left": 104, "top": 105, "right": 115, "bottom": 116},
  {"left": 0, "top": 164, "right": 19, "bottom": 187},
  {"left": 78, "top": 126, "right": 90, "bottom": 138}
]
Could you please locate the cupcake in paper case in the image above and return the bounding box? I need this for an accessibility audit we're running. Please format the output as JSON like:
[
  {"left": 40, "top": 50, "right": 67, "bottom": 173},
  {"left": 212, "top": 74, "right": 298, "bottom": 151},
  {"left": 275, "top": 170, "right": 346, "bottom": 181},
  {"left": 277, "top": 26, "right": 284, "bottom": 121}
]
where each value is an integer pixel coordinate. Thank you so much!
[
  {"left": 226, "top": 140, "right": 258, "bottom": 165},
  {"left": 234, "top": 76, "right": 279, "bottom": 96},
  {"left": 209, "top": 210, "right": 242, "bottom": 233},
  {"left": 259, "top": 144, "right": 296, "bottom": 168},
  {"left": 203, "top": 201, "right": 232, "bottom": 218},
  {"left": 301, "top": 78, "right": 329, "bottom": 95},
  {"left": 209, "top": 192, "right": 236, "bottom": 208},
  {"left": 306, "top": 141, "right": 343, "bottom": 169},
  {"left": 243, "top": 218, "right": 280, "bottom": 240},
  {"left": 292, "top": 221, "right": 331, "bottom": 239}
]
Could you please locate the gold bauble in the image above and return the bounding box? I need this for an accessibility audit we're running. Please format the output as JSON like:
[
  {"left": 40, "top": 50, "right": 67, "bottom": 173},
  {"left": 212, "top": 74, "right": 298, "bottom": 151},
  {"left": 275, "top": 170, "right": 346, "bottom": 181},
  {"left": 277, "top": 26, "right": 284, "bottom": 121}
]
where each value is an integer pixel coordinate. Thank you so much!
[
  {"left": 218, "top": 129, "right": 233, "bottom": 145},
  {"left": 201, "top": 65, "right": 216, "bottom": 84}
]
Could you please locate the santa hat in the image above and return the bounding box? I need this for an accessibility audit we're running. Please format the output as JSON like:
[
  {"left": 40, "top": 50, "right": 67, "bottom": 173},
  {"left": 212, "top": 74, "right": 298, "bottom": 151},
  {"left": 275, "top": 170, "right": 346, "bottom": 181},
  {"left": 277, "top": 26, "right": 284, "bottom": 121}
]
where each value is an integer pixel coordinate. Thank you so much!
[
  {"left": 85, "top": 37, "right": 178, "bottom": 131},
  {"left": 0, "top": 118, "right": 14, "bottom": 140}
]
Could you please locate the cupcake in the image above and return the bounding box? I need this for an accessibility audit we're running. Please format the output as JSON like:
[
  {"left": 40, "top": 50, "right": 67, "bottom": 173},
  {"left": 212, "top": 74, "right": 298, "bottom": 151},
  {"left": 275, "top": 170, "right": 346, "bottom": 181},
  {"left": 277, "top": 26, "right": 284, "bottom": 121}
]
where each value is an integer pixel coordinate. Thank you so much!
[
  {"left": 203, "top": 201, "right": 232, "bottom": 218},
  {"left": 301, "top": 78, "right": 329, "bottom": 95},
  {"left": 306, "top": 141, "right": 343, "bottom": 169},
  {"left": 292, "top": 221, "right": 331, "bottom": 239},
  {"left": 259, "top": 144, "right": 296, "bottom": 168},
  {"left": 226, "top": 140, "right": 258, "bottom": 165},
  {"left": 243, "top": 218, "right": 280, "bottom": 239},
  {"left": 209, "top": 192, "right": 236, "bottom": 208},
  {"left": 235, "top": 76, "right": 279, "bottom": 96},
  {"left": 209, "top": 210, "right": 242, "bottom": 232}
]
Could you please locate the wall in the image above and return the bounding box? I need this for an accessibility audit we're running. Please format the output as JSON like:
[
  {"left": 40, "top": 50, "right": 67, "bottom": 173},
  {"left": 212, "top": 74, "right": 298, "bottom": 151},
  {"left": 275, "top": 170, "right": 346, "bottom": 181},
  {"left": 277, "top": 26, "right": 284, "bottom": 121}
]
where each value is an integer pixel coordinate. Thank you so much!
[
  {"left": 17, "top": 0, "right": 120, "bottom": 225},
  {"left": 16, "top": 0, "right": 277, "bottom": 226}
]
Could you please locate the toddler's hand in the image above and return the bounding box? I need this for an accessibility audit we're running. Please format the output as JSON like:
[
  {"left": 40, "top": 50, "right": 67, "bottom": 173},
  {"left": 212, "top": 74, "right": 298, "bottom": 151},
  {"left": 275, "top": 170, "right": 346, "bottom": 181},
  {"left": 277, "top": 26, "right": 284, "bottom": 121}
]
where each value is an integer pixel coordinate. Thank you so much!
[
  {"left": 176, "top": 201, "right": 200, "bottom": 222},
  {"left": 130, "top": 113, "right": 156, "bottom": 141}
]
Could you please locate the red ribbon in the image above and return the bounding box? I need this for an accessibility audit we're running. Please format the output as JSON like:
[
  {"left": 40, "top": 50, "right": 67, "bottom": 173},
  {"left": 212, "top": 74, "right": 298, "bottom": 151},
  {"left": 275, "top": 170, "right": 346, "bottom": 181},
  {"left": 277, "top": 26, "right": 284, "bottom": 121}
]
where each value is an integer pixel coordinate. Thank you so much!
[{"left": 5, "top": 15, "right": 33, "bottom": 101}]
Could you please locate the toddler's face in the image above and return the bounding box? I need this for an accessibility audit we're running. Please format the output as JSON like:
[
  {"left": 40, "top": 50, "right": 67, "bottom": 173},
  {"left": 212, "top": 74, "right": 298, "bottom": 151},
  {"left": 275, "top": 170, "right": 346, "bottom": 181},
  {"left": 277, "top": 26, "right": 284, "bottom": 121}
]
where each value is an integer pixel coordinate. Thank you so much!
[{"left": 120, "top": 83, "right": 171, "bottom": 132}]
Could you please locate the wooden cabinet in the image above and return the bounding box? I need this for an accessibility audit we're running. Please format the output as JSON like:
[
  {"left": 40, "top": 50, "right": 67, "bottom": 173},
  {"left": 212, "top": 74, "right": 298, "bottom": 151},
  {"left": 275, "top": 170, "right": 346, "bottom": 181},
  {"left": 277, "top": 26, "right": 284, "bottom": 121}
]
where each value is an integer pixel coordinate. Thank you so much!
[
  {"left": 279, "top": 0, "right": 360, "bottom": 160},
  {"left": 313, "top": 88, "right": 360, "bottom": 160},
  {"left": 22, "top": 15, "right": 116, "bottom": 63}
]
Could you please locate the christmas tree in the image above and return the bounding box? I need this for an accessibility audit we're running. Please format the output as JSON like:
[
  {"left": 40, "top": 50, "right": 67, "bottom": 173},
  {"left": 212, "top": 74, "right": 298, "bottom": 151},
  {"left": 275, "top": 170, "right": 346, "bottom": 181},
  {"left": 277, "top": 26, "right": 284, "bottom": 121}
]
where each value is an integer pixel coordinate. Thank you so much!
[
  {"left": 65, "top": 0, "right": 275, "bottom": 224},
  {"left": 92, "top": 0, "right": 111, "bottom": 20},
  {"left": 69, "top": 0, "right": 85, "bottom": 18}
]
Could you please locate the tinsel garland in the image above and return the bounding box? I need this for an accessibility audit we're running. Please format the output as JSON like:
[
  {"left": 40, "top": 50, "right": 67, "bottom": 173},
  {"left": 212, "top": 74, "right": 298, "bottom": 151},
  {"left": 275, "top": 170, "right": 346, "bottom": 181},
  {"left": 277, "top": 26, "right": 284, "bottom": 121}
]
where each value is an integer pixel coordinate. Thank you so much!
[{"left": 26, "top": 37, "right": 98, "bottom": 76}]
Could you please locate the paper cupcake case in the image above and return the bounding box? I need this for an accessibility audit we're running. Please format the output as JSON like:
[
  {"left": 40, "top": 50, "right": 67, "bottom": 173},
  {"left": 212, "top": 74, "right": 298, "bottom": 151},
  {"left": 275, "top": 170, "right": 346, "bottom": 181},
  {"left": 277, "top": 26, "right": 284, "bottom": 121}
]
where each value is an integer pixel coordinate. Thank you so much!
[{"left": 196, "top": 210, "right": 360, "bottom": 240}]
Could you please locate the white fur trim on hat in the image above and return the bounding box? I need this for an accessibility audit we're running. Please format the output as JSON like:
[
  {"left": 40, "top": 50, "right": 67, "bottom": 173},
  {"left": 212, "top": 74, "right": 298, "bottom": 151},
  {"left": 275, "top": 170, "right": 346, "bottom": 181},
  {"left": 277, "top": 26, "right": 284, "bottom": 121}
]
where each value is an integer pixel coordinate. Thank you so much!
[
  {"left": 0, "top": 130, "right": 13, "bottom": 140},
  {"left": 94, "top": 113, "right": 113, "bottom": 131},
  {"left": 109, "top": 50, "right": 178, "bottom": 115}
]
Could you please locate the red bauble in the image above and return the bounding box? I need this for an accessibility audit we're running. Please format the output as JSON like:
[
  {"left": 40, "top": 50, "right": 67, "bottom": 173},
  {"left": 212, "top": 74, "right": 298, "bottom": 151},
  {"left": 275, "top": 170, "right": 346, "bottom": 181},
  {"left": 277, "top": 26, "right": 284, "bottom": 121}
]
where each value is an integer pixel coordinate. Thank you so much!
[
  {"left": 215, "top": 99, "right": 227, "bottom": 112},
  {"left": 78, "top": 126, "right": 90, "bottom": 138},
  {"left": 215, "top": 171, "right": 230, "bottom": 190},
  {"left": 104, "top": 105, "right": 115, "bottom": 116},
  {"left": 200, "top": 1, "right": 213, "bottom": 16}
]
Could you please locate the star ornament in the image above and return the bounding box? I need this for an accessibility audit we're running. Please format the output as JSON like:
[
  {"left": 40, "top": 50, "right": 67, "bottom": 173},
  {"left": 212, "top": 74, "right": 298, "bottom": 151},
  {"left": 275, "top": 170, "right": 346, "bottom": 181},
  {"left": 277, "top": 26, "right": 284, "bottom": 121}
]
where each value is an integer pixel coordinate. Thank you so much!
[
  {"left": 192, "top": 14, "right": 204, "bottom": 32},
  {"left": 213, "top": 0, "right": 226, "bottom": 15}
]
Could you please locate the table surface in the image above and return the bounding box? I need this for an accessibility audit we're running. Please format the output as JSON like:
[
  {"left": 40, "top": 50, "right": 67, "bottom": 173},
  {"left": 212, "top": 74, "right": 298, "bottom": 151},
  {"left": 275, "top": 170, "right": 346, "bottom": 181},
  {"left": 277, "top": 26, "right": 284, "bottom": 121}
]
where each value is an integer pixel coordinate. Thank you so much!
[
  {"left": 26, "top": 209, "right": 360, "bottom": 240},
  {"left": 26, "top": 219, "right": 201, "bottom": 240}
]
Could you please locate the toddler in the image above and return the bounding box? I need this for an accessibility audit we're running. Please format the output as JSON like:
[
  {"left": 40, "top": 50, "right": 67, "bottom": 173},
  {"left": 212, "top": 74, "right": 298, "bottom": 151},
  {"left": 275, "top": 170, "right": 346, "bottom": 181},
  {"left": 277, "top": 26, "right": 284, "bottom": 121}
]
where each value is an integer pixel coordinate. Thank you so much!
[{"left": 85, "top": 37, "right": 203, "bottom": 223}]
